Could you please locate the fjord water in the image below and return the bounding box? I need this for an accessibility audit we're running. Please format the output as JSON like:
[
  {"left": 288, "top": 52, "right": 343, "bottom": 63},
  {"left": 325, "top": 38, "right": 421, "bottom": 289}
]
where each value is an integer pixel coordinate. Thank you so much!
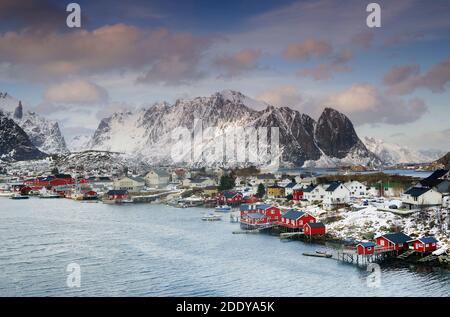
[{"left": 1, "top": 198, "right": 449, "bottom": 297}]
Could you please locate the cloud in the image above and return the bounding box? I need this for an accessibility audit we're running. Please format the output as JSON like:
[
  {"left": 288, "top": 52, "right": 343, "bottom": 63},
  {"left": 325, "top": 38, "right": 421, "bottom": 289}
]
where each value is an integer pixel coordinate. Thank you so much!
[
  {"left": 256, "top": 85, "right": 303, "bottom": 107},
  {"left": 44, "top": 80, "right": 109, "bottom": 105},
  {"left": 214, "top": 49, "right": 262, "bottom": 78},
  {"left": 298, "top": 48, "right": 353, "bottom": 81},
  {"left": 383, "top": 65, "right": 420, "bottom": 86},
  {"left": 327, "top": 84, "right": 428, "bottom": 125},
  {"left": 283, "top": 39, "right": 332, "bottom": 60},
  {"left": 351, "top": 31, "right": 374, "bottom": 49},
  {"left": 383, "top": 57, "right": 450, "bottom": 95},
  {"left": 0, "top": 24, "right": 217, "bottom": 85}
]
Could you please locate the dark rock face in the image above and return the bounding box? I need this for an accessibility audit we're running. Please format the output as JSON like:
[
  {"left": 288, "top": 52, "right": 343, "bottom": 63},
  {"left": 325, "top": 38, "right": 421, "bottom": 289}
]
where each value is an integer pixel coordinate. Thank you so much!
[
  {"left": 0, "top": 111, "right": 46, "bottom": 161},
  {"left": 14, "top": 101, "right": 23, "bottom": 119},
  {"left": 315, "top": 107, "right": 366, "bottom": 158}
]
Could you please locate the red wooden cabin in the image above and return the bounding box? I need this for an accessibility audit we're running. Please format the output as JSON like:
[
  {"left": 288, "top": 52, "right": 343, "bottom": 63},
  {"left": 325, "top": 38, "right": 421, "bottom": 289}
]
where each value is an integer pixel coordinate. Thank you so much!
[
  {"left": 356, "top": 242, "right": 376, "bottom": 255},
  {"left": 105, "top": 190, "right": 129, "bottom": 200},
  {"left": 410, "top": 237, "right": 438, "bottom": 253},
  {"left": 280, "top": 210, "right": 316, "bottom": 229},
  {"left": 304, "top": 222, "right": 326, "bottom": 236},
  {"left": 256, "top": 204, "right": 281, "bottom": 222},
  {"left": 217, "top": 191, "right": 244, "bottom": 205},
  {"left": 375, "top": 232, "right": 411, "bottom": 251},
  {"left": 240, "top": 213, "right": 268, "bottom": 226}
]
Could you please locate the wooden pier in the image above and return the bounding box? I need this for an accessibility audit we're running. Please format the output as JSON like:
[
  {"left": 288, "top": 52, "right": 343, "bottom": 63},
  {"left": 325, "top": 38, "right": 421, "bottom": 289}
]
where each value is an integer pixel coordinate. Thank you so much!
[{"left": 333, "top": 246, "right": 398, "bottom": 267}]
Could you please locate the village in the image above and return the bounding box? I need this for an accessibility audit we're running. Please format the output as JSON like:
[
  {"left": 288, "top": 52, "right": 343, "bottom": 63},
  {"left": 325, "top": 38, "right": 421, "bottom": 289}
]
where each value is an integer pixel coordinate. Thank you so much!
[{"left": 1, "top": 164, "right": 450, "bottom": 267}]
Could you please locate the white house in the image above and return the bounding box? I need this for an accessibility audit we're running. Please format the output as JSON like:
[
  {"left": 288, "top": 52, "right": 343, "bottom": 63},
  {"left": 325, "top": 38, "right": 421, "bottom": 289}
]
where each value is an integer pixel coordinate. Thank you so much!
[
  {"left": 402, "top": 187, "right": 443, "bottom": 209},
  {"left": 183, "top": 177, "right": 217, "bottom": 188},
  {"left": 113, "top": 176, "right": 145, "bottom": 192},
  {"left": 323, "top": 182, "right": 351, "bottom": 210},
  {"left": 144, "top": 169, "right": 170, "bottom": 188},
  {"left": 303, "top": 184, "right": 327, "bottom": 202},
  {"left": 344, "top": 180, "right": 368, "bottom": 198}
]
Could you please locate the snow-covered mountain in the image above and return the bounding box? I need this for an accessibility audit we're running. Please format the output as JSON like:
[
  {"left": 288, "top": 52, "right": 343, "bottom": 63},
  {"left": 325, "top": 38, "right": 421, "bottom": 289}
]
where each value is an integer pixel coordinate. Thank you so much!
[
  {"left": 363, "top": 137, "right": 444, "bottom": 165},
  {"left": 67, "top": 135, "right": 91, "bottom": 152},
  {"left": 83, "top": 90, "right": 379, "bottom": 168},
  {"left": 0, "top": 92, "right": 68, "bottom": 155}
]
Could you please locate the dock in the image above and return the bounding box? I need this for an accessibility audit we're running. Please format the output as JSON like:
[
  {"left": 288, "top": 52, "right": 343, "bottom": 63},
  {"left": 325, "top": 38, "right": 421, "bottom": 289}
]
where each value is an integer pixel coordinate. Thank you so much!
[{"left": 280, "top": 232, "right": 304, "bottom": 239}]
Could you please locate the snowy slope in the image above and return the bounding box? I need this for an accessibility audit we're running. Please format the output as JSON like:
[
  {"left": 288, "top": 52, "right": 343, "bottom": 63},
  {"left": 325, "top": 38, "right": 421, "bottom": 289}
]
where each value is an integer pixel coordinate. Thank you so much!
[
  {"left": 363, "top": 137, "right": 443, "bottom": 164},
  {"left": 67, "top": 135, "right": 94, "bottom": 152},
  {"left": 0, "top": 92, "right": 68, "bottom": 154}
]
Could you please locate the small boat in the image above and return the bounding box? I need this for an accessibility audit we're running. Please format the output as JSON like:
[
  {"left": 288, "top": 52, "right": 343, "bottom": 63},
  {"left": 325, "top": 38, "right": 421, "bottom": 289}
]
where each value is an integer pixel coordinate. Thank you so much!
[
  {"left": 202, "top": 213, "right": 222, "bottom": 221},
  {"left": 303, "top": 252, "right": 332, "bottom": 258},
  {"left": 215, "top": 205, "right": 232, "bottom": 212},
  {"left": 0, "top": 191, "right": 14, "bottom": 197},
  {"left": 39, "top": 193, "right": 62, "bottom": 199},
  {"left": 10, "top": 193, "right": 29, "bottom": 200}
]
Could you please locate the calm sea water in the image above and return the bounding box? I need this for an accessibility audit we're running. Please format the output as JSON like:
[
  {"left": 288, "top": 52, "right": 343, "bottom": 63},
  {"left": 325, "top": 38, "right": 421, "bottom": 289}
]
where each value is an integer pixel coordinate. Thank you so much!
[{"left": 0, "top": 198, "right": 449, "bottom": 297}]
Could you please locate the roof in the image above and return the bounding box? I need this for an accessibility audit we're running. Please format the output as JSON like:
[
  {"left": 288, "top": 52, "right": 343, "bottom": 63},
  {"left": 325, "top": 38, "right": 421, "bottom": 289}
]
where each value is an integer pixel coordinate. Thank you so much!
[
  {"left": 419, "top": 178, "right": 444, "bottom": 187},
  {"left": 379, "top": 232, "right": 412, "bottom": 244},
  {"left": 148, "top": 169, "right": 170, "bottom": 177},
  {"left": 223, "top": 191, "right": 241, "bottom": 198},
  {"left": 303, "top": 184, "right": 317, "bottom": 193},
  {"left": 268, "top": 184, "right": 283, "bottom": 189},
  {"left": 357, "top": 242, "right": 376, "bottom": 248},
  {"left": 404, "top": 187, "right": 431, "bottom": 197},
  {"left": 284, "top": 182, "right": 296, "bottom": 188},
  {"left": 240, "top": 204, "right": 259, "bottom": 211},
  {"left": 306, "top": 222, "right": 325, "bottom": 228},
  {"left": 246, "top": 213, "right": 266, "bottom": 219},
  {"left": 326, "top": 182, "right": 342, "bottom": 192},
  {"left": 416, "top": 236, "right": 438, "bottom": 244},
  {"left": 424, "top": 169, "right": 449, "bottom": 181},
  {"left": 129, "top": 176, "right": 145, "bottom": 183},
  {"left": 256, "top": 204, "right": 273, "bottom": 210},
  {"left": 106, "top": 189, "right": 128, "bottom": 195},
  {"left": 283, "top": 210, "right": 306, "bottom": 220}
]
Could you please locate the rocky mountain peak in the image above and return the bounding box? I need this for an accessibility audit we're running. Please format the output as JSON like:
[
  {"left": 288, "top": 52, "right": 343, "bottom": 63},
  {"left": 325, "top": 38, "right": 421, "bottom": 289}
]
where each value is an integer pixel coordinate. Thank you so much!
[{"left": 14, "top": 101, "right": 23, "bottom": 119}]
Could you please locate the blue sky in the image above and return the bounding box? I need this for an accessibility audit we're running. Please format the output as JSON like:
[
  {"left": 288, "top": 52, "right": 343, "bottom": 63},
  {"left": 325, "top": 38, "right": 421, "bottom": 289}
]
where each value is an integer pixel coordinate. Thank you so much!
[{"left": 0, "top": 0, "right": 449, "bottom": 151}]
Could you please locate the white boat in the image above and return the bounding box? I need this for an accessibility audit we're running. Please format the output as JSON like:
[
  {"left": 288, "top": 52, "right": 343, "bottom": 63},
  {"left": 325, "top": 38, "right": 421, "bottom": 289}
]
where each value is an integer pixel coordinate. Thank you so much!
[
  {"left": 202, "top": 213, "right": 222, "bottom": 221},
  {"left": 0, "top": 191, "right": 13, "bottom": 198},
  {"left": 10, "top": 193, "right": 29, "bottom": 200},
  {"left": 215, "top": 205, "right": 232, "bottom": 212}
]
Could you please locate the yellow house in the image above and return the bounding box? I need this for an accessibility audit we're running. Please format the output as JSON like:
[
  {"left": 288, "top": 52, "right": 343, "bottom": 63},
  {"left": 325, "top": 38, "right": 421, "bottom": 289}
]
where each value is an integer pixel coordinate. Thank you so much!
[
  {"left": 267, "top": 185, "right": 285, "bottom": 198},
  {"left": 202, "top": 186, "right": 219, "bottom": 197}
]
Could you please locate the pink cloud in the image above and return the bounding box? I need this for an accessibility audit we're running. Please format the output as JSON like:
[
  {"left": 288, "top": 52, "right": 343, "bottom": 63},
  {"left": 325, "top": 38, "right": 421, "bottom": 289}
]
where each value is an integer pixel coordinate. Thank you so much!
[
  {"left": 0, "top": 24, "right": 217, "bottom": 85},
  {"left": 283, "top": 39, "right": 332, "bottom": 60},
  {"left": 384, "top": 57, "right": 450, "bottom": 95},
  {"left": 214, "top": 48, "right": 262, "bottom": 77}
]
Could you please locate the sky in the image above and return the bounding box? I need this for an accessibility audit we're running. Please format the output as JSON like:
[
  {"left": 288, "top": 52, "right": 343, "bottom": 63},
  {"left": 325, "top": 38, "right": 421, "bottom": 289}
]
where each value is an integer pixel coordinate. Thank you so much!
[{"left": 0, "top": 0, "right": 449, "bottom": 151}]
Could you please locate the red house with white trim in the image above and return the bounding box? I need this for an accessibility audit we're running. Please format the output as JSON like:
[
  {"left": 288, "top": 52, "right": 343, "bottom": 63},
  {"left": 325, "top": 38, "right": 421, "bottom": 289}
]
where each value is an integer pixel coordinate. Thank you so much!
[
  {"left": 356, "top": 242, "right": 376, "bottom": 255},
  {"left": 256, "top": 204, "right": 281, "bottom": 222},
  {"left": 217, "top": 191, "right": 244, "bottom": 205},
  {"left": 280, "top": 210, "right": 316, "bottom": 229},
  {"left": 410, "top": 236, "right": 438, "bottom": 252},
  {"left": 304, "top": 222, "right": 326, "bottom": 236},
  {"left": 375, "top": 232, "right": 411, "bottom": 251}
]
